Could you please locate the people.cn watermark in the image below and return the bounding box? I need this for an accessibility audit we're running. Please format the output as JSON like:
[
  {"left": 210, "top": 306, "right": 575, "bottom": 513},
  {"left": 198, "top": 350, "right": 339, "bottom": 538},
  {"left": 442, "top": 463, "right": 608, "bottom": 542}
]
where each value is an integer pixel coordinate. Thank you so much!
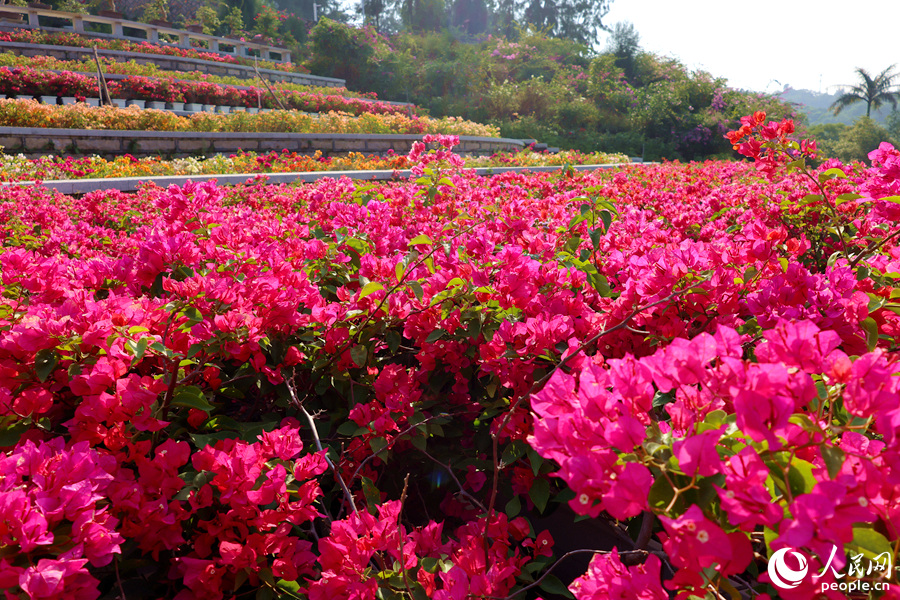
[{"left": 768, "top": 546, "right": 894, "bottom": 594}]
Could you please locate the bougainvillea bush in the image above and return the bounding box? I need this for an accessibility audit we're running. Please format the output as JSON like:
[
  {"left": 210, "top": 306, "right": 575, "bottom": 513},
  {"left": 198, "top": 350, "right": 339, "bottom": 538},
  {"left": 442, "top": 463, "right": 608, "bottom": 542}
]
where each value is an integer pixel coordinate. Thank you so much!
[
  {"left": 0, "top": 66, "right": 419, "bottom": 116},
  {"left": 0, "top": 99, "right": 497, "bottom": 136},
  {"left": 0, "top": 30, "right": 305, "bottom": 74},
  {"left": 2, "top": 122, "right": 900, "bottom": 599}
]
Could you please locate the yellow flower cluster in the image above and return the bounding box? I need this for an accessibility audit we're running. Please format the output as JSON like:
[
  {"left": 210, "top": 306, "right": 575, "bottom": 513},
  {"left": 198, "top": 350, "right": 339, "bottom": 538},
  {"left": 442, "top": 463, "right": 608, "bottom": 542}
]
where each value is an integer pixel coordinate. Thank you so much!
[{"left": 0, "top": 99, "right": 497, "bottom": 136}]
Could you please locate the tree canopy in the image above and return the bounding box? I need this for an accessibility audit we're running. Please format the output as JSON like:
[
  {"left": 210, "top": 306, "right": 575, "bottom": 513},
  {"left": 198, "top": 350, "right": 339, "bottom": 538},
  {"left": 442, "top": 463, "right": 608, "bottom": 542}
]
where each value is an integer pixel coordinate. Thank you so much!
[{"left": 830, "top": 65, "right": 900, "bottom": 118}]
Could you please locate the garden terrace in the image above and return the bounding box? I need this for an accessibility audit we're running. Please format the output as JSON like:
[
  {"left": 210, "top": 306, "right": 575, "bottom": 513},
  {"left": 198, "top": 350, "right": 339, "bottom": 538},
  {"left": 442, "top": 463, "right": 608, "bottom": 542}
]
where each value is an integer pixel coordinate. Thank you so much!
[
  {"left": 0, "top": 127, "right": 522, "bottom": 159},
  {"left": 0, "top": 148, "right": 630, "bottom": 184},
  {"left": 0, "top": 99, "right": 496, "bottom": 136},
  {"left": 0, "top": 163, "right": 631, "bottom": 195},
  {"left": 0, "top": 67, "right": 419, "bottom": 115},
  {"left": 0, "top": 39, "right": 330, "bottom": 85},
  {"left": 0, "top": 53, "right": 384, "bottom": 100},
  {"left": 0, "top": 5, "right": 291, "bottom": 63}
]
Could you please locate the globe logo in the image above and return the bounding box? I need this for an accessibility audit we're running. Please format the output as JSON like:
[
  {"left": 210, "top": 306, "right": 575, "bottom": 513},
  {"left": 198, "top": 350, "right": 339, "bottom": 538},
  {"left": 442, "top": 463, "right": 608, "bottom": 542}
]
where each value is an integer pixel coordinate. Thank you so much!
[{"left": 768, "top": 547, "right": 809, "bottom": 589}]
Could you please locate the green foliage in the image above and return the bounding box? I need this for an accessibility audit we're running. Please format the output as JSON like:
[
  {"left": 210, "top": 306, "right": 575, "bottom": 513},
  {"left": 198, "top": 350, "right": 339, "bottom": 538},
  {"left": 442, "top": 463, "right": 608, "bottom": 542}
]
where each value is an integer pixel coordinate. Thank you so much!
[
  {"left": 221, "top": 6, "right": 244, "bottom": 35},
  {"left": 252, "top": 4, "right": 282, "bottom": 41},
  {"left": 606, "top": 21, "right": 640, "bottom": 81},
  {"left": 140, "top": 0, "right": 169, "bottom": 22},
  {"left": 400, "top": 0, "right": 447, "bottom": 32},
  {"left": 195, "top": 4, "right": 220, "bottom": 34},
  {"left": 887, "top": 110, "right": 900, "bottom": 143},
  {"left": 831, "top": 65, "right": 900, "bottom": 118},
  {"left": 831, "top": 117, "right": 897, "bottom": 163},
  {"left": 300, "top": 21, "right": 799, "bottom": 161}
]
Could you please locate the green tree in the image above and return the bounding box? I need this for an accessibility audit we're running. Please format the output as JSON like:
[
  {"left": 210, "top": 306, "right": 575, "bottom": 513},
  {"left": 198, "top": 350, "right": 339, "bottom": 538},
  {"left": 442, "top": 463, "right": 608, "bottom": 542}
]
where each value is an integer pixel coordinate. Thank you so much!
[
  {"left": 832, "top": 117, "right": 896, "bottom": 163},
  {"left": 520, "top": 0, "right": 611, "bottom": 48},
  {"left": 361, "top": 0, "right": 386, "bottom": 30},
  {"left": 886, "top": 110, "right": 900, "bottom": 143},
  {"left": 399, "top": 0, "right": 446, "bottom": 32},
  {"left": 606, "top": 21, "right": 640, "bottom": 81},
  {"left": 450, "top": 0, "right": 487, "bottom": 36},
  {"left": 830, "top": 65, "right": 900, "bottom": 118}
]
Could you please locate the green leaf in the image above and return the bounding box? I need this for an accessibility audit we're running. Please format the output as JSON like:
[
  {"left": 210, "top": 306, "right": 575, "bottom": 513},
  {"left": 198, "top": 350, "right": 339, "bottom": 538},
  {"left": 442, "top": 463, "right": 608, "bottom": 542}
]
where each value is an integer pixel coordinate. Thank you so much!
[
  {"left": 836, "top": 192, "right": 862, "bottom": 205},
  {"left": 786, "top": 458, "right": 817, "bottom": 497},
  {"left": 589, "top": 227, "right": 604, "bottom": 250},
  {"left": 0, "top": 420, "right": 32, "bottom": 447},
  {"left": 369, "top": 436, "right": 389, "bottom": 455},
  {"left": 409, "top": 234, "right": 433, "bottom": 246},
  {"left": 127, "top": 337, "right": 149, "bottom": 362},
  {"left": 276, "top": 580, "right": 301, "bottom": 592},
  {"left": 172, "top": 386, "right": 215, "bottom": 413},
  {"left": 359, "top": 281, "right": 384, "bottom": 299},
  {"left": 505, "top": 495, "right": 521, "bottom": 517},
  {"left": 860, "top": 317, "right": 879, "bottom": 352},
  {"left": 34, "top": 349, "right": 59, "bottom": 383},
  {"left": 501, "top": 440, "right": 526, "bottom": 467},
  {"left": 182, "top": 306, "right": 203, "bottom": 325},
  {"left": 337, "top": 421, "right": 363, "bottom": 436},
  {"left": 408, "top": 281, "right": 424, "bottom": 302},
  {"left": 538, "top": 574, "right": 574, "bottom": 599},
  {"left": 420, "top": 557, "right": 439, "bottom": 573},
  {"left": 361, "top": 476, "right": 381, "bottom": 513},
  {"left": 529, "top": 477, "right": 551, "bottom": 513},
  {"left": 881, "top": 195, "right": 900, "bottom": 204},
  {"left": 821, "top": 445, "right": 845, "bottom": 480},
  {"left": 425, "top": 329, "right": 446, "bottom": 343},
  {"left": 255, "top": 586, "right": 273, "bottom": 600},
  {"left": 350, "top": 344, "right": 368, "bottom": 367},
  {"left": 598, "top": 209, "right": 613, "bottom": 233},
  {"left": 385, "top": 329, "right": 401, "bottom": 353},
  {"left": 395, "top": 261, "right": 406, "bottom": 283},
  {"left": 849, "top": 527, "right": 893, "bottom": 562},
  {"left": 819, "top": 168, "right": 847, "bottom": 183}
]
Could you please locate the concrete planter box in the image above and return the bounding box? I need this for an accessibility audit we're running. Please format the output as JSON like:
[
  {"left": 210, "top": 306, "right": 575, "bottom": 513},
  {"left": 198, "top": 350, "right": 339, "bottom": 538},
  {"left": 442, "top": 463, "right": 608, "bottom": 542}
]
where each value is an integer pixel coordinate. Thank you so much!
[
  {"left": 126, "top": 99, "right": 146, "bottom": 109},
  {"left": 39, "top": 95, "right": 57, "bottom": 105},
  {"left": 168, "top": 101, "right": 185, "bottom": 111},
  {"left": 146, "top": 101, "right": 166, "bottom": 110},
  {"left": 0, "top": 128, "right": 527, "bottom": 161},
  {"left": 215, "top": 105, "right": 230, "bottom": 114},
  {"left": 202, "top": 104, "right": 215, "bottom": 112},
  {"left": 60, "top": 96, "right": 78, "bottom": 105},
  {"left": 184, "top": 103, "right": 202, "bottom": 112},
  {"left": 247, "top": 107, "right": 258, "bottom": 114},
  {"left": 111, "top": 99, "right": 127, "bottom": 108},
  {"left": 86, "top": 98, "right": 100, "bottom": 107}
]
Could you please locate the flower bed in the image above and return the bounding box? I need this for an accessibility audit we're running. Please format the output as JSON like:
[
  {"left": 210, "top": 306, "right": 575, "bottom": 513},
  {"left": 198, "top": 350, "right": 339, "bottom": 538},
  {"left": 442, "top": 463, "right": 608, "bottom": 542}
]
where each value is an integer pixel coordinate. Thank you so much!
[
  {"left": 0, "top": 99, "right": 496, "bottom": 136},
  {"left": 0, "top": 148, "right": 629, "bottom": 182},
  {"left": 0, "top": 66, "right": 418, "bottom": 115},
  {"left": 0, "top": 29, "right": 305, "bottom": 73},
  {"left": 2, "top": 124, "right": 900, "bottom": 599},
  {"left": 0, "top": 52, "right": 364, "bottom": 98}
]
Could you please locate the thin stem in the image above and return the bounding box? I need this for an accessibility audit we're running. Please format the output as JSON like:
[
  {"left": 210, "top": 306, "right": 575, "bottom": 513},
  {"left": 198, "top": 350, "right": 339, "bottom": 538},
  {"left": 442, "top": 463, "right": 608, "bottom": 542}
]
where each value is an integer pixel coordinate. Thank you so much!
[{"left": 286, "top": 374, "right": 358, "bottom": 518}]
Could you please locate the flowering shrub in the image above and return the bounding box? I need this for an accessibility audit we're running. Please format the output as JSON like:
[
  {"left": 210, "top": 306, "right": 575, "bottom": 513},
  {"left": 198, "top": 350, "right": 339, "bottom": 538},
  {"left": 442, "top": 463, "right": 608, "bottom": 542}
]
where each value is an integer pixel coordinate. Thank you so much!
[
  {"left": 0, "top": 148, "right": 629, "bottom": 183},
  {"left": 0, "top": 98, "right": 496, "bottom": 136},
  {"left": 0, "top": 66, "right": 418, "bottom": 115},
  {"left": 0, "top": 30, "right": 307, "bottom": 74},
  {"left": 2, "top": 123, "right": 900, "bottom": 598},
  {"left": 0, "top": 53, "right": 375, "bottom": 99}
]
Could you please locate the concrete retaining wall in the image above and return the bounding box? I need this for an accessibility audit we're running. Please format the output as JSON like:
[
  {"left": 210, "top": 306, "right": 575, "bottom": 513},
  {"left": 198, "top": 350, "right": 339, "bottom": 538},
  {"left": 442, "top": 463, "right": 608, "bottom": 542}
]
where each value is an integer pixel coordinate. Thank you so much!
[
  {"left": 0, "top": 164, "right": 633, "bottom": 195},
  {"left": 0, "top": 41, "right": 343, "bottom": 87},
  {"left": 0, "top": 127, "right": 524, "bottom": 158}
]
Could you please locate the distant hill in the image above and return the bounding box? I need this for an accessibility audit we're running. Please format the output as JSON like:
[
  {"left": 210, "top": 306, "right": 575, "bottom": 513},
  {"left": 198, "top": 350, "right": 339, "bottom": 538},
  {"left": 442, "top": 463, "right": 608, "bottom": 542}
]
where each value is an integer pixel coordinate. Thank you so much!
[{"left": 777, "top": 86, "right": 895, "bottom": 126}]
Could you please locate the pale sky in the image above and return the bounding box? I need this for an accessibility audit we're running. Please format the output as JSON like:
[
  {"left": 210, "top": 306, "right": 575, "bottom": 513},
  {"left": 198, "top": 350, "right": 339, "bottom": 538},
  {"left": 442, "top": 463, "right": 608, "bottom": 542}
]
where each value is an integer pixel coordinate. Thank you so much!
[{"left": 601, "top": 0, "right": 898, "bottom": 94}]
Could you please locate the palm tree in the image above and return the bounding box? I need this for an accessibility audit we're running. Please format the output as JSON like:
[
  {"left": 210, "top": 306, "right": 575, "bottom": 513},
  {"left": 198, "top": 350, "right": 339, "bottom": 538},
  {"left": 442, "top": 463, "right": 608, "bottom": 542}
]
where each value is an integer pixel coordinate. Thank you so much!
[{"left": 830, "top": 65, "right": 900, "bottom": 118}]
